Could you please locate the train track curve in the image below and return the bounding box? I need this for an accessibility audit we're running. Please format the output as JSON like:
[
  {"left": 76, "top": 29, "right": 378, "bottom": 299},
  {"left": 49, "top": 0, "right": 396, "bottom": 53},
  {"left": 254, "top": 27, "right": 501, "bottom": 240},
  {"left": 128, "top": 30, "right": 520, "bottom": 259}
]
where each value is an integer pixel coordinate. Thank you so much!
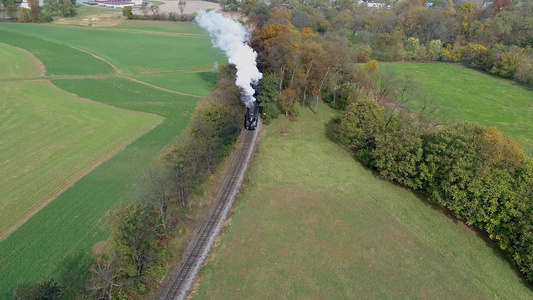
[{"left": 157, "top": 120, "right": 261, "bottom": 300}]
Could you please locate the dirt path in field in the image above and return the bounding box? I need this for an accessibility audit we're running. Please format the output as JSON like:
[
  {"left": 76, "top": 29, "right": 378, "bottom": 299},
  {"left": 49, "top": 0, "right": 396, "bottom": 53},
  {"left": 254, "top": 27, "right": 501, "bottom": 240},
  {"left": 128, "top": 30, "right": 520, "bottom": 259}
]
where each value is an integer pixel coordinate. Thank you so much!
[
  {"left": 69, "top": 45, "right": 123, "bottom": 74},
  {"left": 125, "top": 77, "right": 203, "bottom": 98}
]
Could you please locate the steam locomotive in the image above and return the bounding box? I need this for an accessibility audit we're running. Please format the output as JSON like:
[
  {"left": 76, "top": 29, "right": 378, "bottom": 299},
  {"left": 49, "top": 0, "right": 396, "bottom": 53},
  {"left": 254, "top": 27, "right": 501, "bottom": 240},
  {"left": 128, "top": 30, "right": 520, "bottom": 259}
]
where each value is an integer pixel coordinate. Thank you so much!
[{"left": 244, "top": 101, "right": 259, "bottom": 131}]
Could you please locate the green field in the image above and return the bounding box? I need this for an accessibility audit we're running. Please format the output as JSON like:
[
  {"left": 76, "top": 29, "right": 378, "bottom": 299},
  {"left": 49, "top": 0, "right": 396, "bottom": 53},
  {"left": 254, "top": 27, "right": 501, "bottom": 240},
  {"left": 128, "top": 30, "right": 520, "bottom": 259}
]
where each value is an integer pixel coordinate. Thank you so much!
[
  {"left": 0, "top": 22, "right": 219, "bottom": 297},
  {"left": 195, "top": 105, "right": 533, "bottom": 299},
  {"left": 0, "top": 43, "right": 162, "bottom": 240},
  {"left": 380, "top": 63, "right": 533, "bottom": 155},
  {"left": 0, "top": 23, "right": 224, "bottom": 74},
  {"left": 111, "top": 20, "right": 209, "bottom": 35},
  {"left": 133, "top": 71, "right": 218, "bottom": 97},
  {"left": 0, "top": 43, "right": 43, "bottom": 78}
]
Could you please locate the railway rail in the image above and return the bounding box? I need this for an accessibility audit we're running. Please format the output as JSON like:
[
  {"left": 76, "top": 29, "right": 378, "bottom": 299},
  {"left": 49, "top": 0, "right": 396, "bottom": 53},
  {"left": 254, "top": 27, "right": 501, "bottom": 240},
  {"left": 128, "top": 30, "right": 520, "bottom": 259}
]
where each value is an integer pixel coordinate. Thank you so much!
[{"left": 157, "top": 121, "right": 261, "bottom": 300}]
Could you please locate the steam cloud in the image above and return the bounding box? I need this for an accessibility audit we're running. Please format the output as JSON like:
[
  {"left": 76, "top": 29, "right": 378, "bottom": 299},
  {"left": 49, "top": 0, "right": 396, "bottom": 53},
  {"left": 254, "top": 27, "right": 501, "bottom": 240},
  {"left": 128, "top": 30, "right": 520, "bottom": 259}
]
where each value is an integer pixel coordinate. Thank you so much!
[{"left": 195, "top": 10, "right": 262, "bottom": 107}]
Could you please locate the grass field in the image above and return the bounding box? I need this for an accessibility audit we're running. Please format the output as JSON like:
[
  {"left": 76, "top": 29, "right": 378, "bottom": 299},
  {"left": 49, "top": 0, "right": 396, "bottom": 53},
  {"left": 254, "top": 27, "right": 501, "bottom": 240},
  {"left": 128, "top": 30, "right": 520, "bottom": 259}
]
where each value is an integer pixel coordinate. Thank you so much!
[
  {"left": 132, "top": 71, "right": 217, "bottom": 97},
  {"left": 111, "top": 20, "right": 209, "bottom": 35},
  {"left": 0, "top": 43, "right": 43, "bottom": 78},
  {"left": 0, "top": 21, "right": 219, "bottom": 297},
  {"left": 194, "top": 104, "right": 533, "bottom": 299},
  {"left": 0, "top": 28, "right": 116, "bottom": 75},
  {"left": 0, "top": 43, "right": 162, "bottom": 240},
  {"left": 0, "top": 23, "right": 224, "bottom": 74},
  {"left": 380, "top": 63, "right": 533, "bottom": 155}
]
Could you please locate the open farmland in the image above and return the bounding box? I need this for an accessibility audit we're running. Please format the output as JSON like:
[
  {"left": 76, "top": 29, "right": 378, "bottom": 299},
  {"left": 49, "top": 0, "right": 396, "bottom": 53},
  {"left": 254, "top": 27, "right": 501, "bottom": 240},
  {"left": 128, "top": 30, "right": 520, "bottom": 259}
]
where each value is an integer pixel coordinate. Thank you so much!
[
  {"left": 380, "top": 63, "right": 533, "bottom": 155},
  {"left": 194, "top": 104, "right": 533, "bottom": 299},
  {"left": 0, "top": 23, "right": 223, "bottom": 73},
  {"left": 0, "top": 42, "right": 162, "bottom": 240},
  {"left": 0, "top": 22, "right": 220, "bottom": 297}
]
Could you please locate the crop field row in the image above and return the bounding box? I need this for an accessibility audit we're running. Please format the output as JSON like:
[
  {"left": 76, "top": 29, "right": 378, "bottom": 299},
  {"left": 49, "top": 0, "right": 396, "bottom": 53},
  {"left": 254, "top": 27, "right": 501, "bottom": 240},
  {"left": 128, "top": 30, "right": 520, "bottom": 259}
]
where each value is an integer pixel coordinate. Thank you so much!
[
  {"left": 0, "top": 28, "right": 115, "bottom": 76},
  {"left": 194, "top": 104, "right": 533, "bottom": 299},
  {"left": 0, "top": 80, "right": 162, "bottom": 240},
  {"left": 0, "top": 43, "right": 162, "bottom": 241},
  {"left": 381, "top": 63, "right": 533, "bottom": 155},
  {"left": 0, "top": 22, "right": 220, "bottom": 297},
  {"left": 0, "top": 77, "right": 210, "bottom": 297},
  {"left": 0, "top": 43, "right": 44, "bottom": 78}
]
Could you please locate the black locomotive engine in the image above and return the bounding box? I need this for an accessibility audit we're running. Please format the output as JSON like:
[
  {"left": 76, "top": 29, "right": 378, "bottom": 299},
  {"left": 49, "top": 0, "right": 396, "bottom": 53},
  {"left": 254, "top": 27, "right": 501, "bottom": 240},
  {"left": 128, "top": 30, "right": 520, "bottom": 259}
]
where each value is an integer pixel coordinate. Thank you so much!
[{"left": 244, "top": 100, "right": 259, "bottom": 130}]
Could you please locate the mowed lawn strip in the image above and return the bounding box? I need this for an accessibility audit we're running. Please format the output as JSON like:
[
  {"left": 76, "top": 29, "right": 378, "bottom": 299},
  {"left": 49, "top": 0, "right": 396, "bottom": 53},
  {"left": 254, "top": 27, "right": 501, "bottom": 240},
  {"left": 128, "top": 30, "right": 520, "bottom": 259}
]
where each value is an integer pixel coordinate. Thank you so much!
[
  {"left": 195, "top": 104, "right": 532, "bottom": 299},
  {"left": 380, "top": 63, "right": 533, "bottom": 155},
  {"left": 0, "top": 23, "right": 224, "bottom": 74},
  {"left": 0, "top": 77, "right": 206, "bottom": 297}
]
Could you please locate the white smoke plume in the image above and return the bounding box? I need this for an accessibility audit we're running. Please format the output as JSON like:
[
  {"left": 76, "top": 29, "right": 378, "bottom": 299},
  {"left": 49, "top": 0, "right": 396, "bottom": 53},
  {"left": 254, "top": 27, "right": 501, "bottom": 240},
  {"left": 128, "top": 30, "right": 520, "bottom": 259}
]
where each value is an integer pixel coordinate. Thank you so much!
[{"left": 195, "top": 10, "right": 262, "bottom": 107}]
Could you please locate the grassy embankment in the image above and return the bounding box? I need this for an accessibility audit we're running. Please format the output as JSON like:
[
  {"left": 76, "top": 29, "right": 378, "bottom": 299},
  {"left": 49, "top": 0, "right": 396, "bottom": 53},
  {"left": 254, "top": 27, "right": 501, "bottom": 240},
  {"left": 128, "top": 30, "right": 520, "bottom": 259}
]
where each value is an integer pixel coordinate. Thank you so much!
[
  {"left": 195, "top": 104, "right": 533, "bottom": 299},
  {"left": 196, "top": 62, "right": 533, "bottom": 298},
  {"left": 381, "top": 63, "right": 533, "bottom": 155},
  {"left": 0, "top": 22, "right": 223, "bottom": 297}
]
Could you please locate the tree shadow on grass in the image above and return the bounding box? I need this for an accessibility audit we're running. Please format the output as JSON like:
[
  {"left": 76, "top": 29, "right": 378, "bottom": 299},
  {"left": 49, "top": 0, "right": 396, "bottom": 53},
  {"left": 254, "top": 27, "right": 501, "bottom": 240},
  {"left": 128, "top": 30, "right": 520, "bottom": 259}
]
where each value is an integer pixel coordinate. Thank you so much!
[
  {"left": 195, "top": 72, "right": 217, "bottom": 90},
  {"left": 53, "top": 251, "right": 93, "bottom": 298},
  {"left": 5, "top": 251, "right": 92, "bottom": 299},
  {"left": 410, "top": 189, "right": 533, "bottom": 291},
  {"left": 324, "top": 116, "right": 343, "bottom": 146}
]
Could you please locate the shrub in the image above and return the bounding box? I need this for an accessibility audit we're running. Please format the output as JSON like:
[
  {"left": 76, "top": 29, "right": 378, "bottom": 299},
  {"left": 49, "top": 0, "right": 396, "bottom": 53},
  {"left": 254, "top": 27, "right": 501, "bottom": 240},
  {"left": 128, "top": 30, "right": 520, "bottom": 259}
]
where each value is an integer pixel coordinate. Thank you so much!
[
  {"left": 374, "top": 114, "right": 424, "bottom": 189},
  {"left": 427, "top": 40, "right": 442, "bottom": 61},
  {"left": 404, "top": 37, "right": 420, "bottom": 60},
  {"left": 340, "top": 99, "right": 385, "bottom": 153}
]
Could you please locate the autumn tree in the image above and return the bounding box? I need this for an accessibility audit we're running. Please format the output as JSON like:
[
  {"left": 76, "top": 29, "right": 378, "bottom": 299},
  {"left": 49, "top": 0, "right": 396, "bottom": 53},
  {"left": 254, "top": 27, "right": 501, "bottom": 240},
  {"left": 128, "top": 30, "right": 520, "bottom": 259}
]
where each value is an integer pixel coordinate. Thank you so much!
[
  {"left": 109, "top": 202, "right": 158, "bottom": 278},
  {"left": 178, "top": 0, "right": 186, "bottom": 15},
  {"left": 404, "top": 37, "right": 420, "bottom": 60},
  {"left": 137, "top": 164, "right": 174, "bottom": 237},
  {"left": 13, "top": 279, "right": 64, "bottom": 300},
  {"left": 295, "top": 41, "right": 324, "bottom": 107},
  {"left": 87, "top": 256, "right": 121, "bottom": 300},
  {"left": 340, "top": 99, "right": 385, "bottom": 155},
  {"left": 264, "top": 31, "right": 300, "bottom": 97},
  {"left": 44, "top": 0, "right": 75, "bottom": 17},
  {"left": 281, "top": 87, "right": 298, "bottom": 116}
]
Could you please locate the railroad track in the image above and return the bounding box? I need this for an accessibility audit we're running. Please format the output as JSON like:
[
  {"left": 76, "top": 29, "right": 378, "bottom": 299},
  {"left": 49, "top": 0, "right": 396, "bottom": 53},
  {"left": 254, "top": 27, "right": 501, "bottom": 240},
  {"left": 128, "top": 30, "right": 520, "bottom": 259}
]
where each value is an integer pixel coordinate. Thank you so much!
[{"left": 157, "top": 121, "right": 261, "bottom": 300}]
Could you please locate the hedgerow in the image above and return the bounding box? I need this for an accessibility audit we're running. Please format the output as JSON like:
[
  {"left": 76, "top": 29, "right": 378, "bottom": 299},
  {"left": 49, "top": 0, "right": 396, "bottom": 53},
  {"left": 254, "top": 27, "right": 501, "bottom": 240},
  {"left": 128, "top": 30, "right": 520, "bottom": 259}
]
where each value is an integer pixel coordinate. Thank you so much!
[{"left": 340, "top": 98, "right": 533, "bottom": 280}]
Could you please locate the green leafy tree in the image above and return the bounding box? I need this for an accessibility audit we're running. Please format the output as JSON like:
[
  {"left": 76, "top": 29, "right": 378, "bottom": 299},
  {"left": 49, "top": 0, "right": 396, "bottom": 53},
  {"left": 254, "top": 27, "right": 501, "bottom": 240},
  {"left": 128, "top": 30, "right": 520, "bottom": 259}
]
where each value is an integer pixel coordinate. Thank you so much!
[
  {"left": 122, "top": 6, "right": 133, "bottom": 19},
  {"left": 109, "top": 202, "right": 158, "bottom": 278},
  {"left": 13, "top": 279, "right": 64, "bottom": 300},
  {"left": 404, "top": 37, "right": 420, "bottom": 60},
  {"left": 44, "top": 0, "right": 76, "bottom": 17},
  {"left": 257, "top": 74, "right": 281, "bottom": 123},
  {"left": 340, "top": 99, "right": 385, "bottom": 154},
  {"left": 427, "top": 40, "right": 442, "bottom": 61},
  {"left": 421, "top": 122, "right": 486, "bottom": 220},
  {"left": 374, "top": 113, "right": 424, "bottom": 189}
]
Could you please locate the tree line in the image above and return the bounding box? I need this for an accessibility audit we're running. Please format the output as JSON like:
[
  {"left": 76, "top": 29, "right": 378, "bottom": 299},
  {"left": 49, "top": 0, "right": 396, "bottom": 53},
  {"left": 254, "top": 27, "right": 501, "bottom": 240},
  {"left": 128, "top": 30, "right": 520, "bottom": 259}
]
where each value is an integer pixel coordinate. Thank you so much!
[
  {"left": 12, "top": 65, "right": 243, "bottom": 299},
  {"left": 243, "top": 0, "right": 533, "bottom": 124},
  {"left": 339, "top": 61, "right": 533, "bottom": 281},
  {"left": 1, "top": 0, "right": 75, "bottom": 22},
  {"left": 242, "top": 0, "right": 533, "bottom": 283},
  {"left": 83, "top": 64, "right": 242, "bottom": 299}
]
